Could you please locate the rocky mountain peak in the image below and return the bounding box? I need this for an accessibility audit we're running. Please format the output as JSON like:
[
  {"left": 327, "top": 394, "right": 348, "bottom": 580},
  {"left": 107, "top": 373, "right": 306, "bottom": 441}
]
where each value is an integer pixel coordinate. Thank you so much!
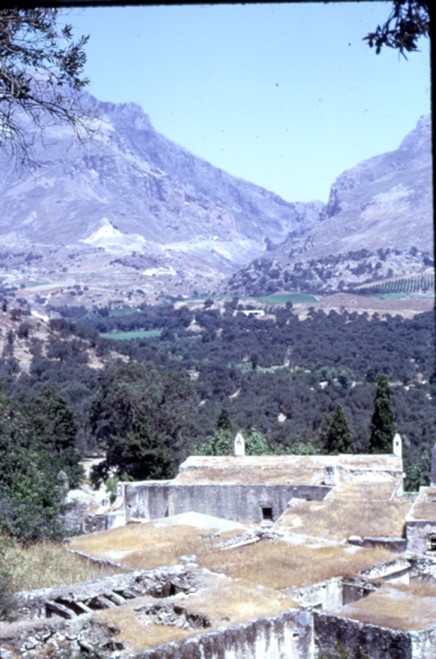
[
  {"left": 225, "top": 115, "right": 433, "bottom": 299},
  {"left": 398, "top": 114, "right": 431, "bottom": 154},
  {"left": 324, "top": 115, "right": 431, "bottom": 221},
  {"left": 0, "top": 90, "right": 431, "bottom": 306},
  {"left": 0, "top": 90, "right": 324, "bottom": 302}
]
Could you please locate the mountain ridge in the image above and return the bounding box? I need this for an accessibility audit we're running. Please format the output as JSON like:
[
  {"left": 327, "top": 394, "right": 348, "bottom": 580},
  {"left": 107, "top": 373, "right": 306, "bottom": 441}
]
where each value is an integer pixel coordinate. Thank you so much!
[
  {"left": 0, "top": 93, "right": 432, "bottom": 306},
  {"left": 226, "top": 114, "right": 433, "bottom": 297}
]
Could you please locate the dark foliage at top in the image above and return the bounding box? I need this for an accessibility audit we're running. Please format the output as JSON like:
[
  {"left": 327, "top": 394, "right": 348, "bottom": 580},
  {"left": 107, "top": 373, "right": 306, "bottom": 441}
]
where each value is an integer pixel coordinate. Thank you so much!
[
  {"left": 0, "top": 8, "right": 89, "bottom": 163},
  {"left": 369, "top": 374, "right": 396, "bottom": 453},
  {"left": 364, "top": 0, "right": 430, "bottom": 57},
  {"left": 89, "top": 361, "right": 198, "bottom": 486}
]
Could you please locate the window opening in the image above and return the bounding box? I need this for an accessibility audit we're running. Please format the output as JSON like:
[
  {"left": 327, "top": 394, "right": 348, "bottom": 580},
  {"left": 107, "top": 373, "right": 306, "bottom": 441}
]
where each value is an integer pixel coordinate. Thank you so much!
[
  {"left": 261, "top": 506, "right": 273, "bottom": 521},
  {"left": 426, "top": 534, "right": 436, "bottom": 552}
]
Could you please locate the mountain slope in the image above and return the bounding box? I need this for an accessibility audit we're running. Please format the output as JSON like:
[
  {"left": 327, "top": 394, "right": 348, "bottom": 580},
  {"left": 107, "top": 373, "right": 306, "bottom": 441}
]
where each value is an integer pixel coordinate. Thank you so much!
[
  {"left": 0, "top": 97, "right": 431, "bottom": 306},
  {"left": 226, "top": 115, "right": 433, "bottom": 296},
  {"left": 314, "top": 114, "right": 432, "bottom": 255},
  {"left": 0, "top": 94, "right": 322, "bottom": 301}
]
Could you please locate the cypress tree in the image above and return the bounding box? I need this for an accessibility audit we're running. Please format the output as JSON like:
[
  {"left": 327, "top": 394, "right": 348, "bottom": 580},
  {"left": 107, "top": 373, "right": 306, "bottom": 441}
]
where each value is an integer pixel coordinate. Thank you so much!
[
  {"left": 369, "top": 374, "right": 395, "bottom": 453},
  {"left": 325, "top": 405, "right": 355, "bottom": 454},
  {"left": 216, "top": 408, "right": 233, "bottom": 434}
]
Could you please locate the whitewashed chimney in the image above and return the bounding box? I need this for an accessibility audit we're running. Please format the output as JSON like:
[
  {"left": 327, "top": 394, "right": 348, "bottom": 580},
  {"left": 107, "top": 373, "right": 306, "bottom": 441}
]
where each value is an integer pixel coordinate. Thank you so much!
[
  {"left": 393, "top": 433, "right": 402, "bottom": 459},
  {"left": 234, "top": 432, "right": 245, "bottom": 457}
]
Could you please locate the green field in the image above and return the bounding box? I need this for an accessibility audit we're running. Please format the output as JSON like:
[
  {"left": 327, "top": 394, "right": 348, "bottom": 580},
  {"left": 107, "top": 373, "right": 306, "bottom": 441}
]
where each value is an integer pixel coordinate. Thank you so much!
[
  {"left": 107, "top": 306, "right": 138, "bottom": 317},
  {"left": 252, "top": 293, "right": 318, "bottom": 305},
  {"left": 366, "top": 293, "right": 433, "bottom": 301},
  {"left": 100, "top": 329, "right": 162, "bottom": 341},
  {"left": 357, "top": 274, "right": 434, "bottom": 298},
  {"left": 25, "top": 281, "right": 50, "bottom": 288}
]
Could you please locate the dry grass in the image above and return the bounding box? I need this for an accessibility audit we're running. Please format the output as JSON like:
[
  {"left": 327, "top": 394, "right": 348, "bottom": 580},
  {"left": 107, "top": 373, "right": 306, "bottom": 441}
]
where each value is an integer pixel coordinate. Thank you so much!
[
  {"left": 177, "top": 455, "right": 403, "bottom": 486},
  {"left": 69, "top": 523, "right": 222, "bottom": 568},
  {"left": 409, "top": 501, "right": 436, "bottom": 520},
  {"left": 176, "top": 455, "right": 330, "bottom": 485},
  {"left": 333, "top": 480, "right": 402, "bottom": 500},
  {"left": 95, "top": 572, "right": 297, "bottom": 651},
  {"left": 95, "top": 605, "right": 194, "bottom": 652},
  {"left": 192, "top": 541, "right": 393, "bottom": 589},
  {"left": 186, "top": 576, "right": 297, "bottom": 622},
  {"left": 408, "top": 489, "right": 436, "bottom": 520},
  {"left": 396, "top": 579, "right": 436, "bottom": 598},
  {"left": 70, "top": 522, "right": 393, "bottom": 590},
  {"left": 4, "top": 541, "right": 117, "bottom": 592},
  {"left": 276, "top": 494, "right": 411, "bottom": 541},
  {"left": 340, "top": 582, "right": 436, "bottom": 631}
]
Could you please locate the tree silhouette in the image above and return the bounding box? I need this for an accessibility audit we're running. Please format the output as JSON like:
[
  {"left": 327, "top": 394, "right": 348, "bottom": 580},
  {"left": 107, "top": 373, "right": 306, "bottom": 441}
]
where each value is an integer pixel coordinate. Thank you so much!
[
  {"left": 0, "top": 8, "right": 90, "bottom": 163},
  {"left": 90, "top": 362, "right": 197, "bottom": 485},
  {"left": 364, "top": 1, "right": 430, "bottom": 57},
  {"left": 325, "top": 405, "right": 355, "bottom": 454},
  {"left": 369, "top": 374, "right": 396, "bottom": 453},
  {"left": 0, "top": 388, "right": 65, "bottom": 543}
]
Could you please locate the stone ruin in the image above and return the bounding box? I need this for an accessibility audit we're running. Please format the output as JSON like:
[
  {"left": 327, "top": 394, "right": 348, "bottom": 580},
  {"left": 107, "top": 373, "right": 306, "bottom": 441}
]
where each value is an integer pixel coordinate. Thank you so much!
[
  {"left": 3, "top": 552, "right": 436, "bottom": 658},
  {"left": 0, "top": 562, "right": 208, "bottom": 658},
  {"left": 3, "top": 439, "right": 436, "bottom": 657}
]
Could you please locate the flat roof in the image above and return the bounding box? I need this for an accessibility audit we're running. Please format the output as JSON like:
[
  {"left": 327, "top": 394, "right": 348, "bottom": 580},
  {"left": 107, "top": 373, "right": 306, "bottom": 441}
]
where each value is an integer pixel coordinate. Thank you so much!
[
  {"left": 407, "top": 486, "right": 436, "bottom": 521},
  {"left": 338, "top": 581, "right": 436, "bottom": 631},
  {"left": 175, "top": 454, "right": 403, "bottom": 486},
  {"left": 275, "top": 491, "right": 411, "bottom": 541}
]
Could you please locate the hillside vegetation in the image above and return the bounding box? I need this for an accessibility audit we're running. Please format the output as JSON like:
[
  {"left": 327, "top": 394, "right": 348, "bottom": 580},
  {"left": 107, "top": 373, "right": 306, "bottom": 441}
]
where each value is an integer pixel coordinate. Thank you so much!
[{"left": 0, "top": 295, "right": 433, "bottom": 521}]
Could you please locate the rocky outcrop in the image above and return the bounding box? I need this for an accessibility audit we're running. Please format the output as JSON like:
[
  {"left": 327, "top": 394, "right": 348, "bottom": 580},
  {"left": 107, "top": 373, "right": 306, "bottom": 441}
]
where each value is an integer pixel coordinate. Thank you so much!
[
  {"left": 317, "top": 115, "right": 432, "bottom": 254},
  {"left": 0, "top": 92, "right": 322, "bottom": 300},
  {"left": 226, "top": 115, "right": 433, "bottom": 296}
]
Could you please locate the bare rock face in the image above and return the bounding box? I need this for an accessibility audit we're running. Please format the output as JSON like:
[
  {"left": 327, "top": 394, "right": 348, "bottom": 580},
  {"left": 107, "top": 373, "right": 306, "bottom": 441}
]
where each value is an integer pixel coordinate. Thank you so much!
[
  {"left": 226, "top": 115, "right": 433, "bottom": 296},
  {"left": 0, "top": 97, "right": 431, "bottom": 302},
  {"left": 0, "top": 92, "right": 322, "bottom": 300},
  {"left": 317, "top": 115, "right": 432, "bottom": 255}
]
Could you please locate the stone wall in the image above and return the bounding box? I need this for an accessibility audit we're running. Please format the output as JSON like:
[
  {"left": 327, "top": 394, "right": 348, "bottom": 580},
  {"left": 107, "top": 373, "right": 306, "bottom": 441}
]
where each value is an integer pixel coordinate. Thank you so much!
[
  {"left": 360, "top": 558, "right": 411, "bottom": 585},
  {"left": 124, "top": 480, "right": 171, "bottom": 520},
  {"left": 124, "top": 482, "right": 329, "bottom": 524},
  {"left": 406, "top": 520, "right": 436, "bottom": 554},
  {"left": 287, "top": 577, "right": 343, "bottom": 611},
  {"left": 314, "top": 611, "right": 436, "bottom": 659},
  {"left": 314, "top": 612, "right": 412, "bottom": 658},
  {"left": 16, "top": 565, "right": 199, "bottom": 621},
  {"left": 410, "top": 627, "right": 436, "bottom": 658},
  {"left": 138, "top": 609, "right": 313, "bottom": 659},
  {"left": 348, "top": 536, "right": 407, "bottom": 553},
  {"left": 0, "top": 610, "right": 313, "bottom": 659},
  {"left": 1, "top": 565, "right": 314, "bottom": 659},
  {"left": 409, "top": 555, "right": 436, "bottom": 582},
  {"left": 342, "top": 578, "right": 377, "bottom": 605}
]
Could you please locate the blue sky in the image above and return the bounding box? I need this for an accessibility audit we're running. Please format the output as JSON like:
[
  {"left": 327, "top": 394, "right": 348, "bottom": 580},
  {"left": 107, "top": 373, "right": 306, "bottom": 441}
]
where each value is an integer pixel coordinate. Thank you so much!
[{"left": 67, "top": 2, "right": 430, "bottom": 203}]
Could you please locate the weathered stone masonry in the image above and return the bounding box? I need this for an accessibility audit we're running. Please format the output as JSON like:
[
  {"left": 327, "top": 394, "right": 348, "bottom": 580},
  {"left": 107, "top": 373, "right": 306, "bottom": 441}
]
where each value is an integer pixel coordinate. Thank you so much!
[{"left": 123, "top": 481, "right": 330, "bottom": 524}]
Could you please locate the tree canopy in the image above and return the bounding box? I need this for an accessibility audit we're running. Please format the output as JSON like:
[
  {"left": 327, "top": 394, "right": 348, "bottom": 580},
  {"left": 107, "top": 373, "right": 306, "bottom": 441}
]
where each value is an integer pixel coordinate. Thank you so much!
[
  {"left": 26, "top": 383, "right": 83, "bottom": 488},
  {"left": 324, "top": 404, "right": 355, "bottom": 455},
  {"left": 369, "top": 374, "right": 396, "bottom": 453},
  {"left": 90, "top": 361, "right": 198, "bottom": 485},
  {"left": 364, "top": 0, "right": 430, "bottom": 57},
  {"left": 0, "top": 8, "right": 89, "bottom": 163},
  {"left": 196, "top": 427, "right": 291, "bottom": 456},
  {"left": 0, "top": 388, "right": 65, "bottom": 544}
]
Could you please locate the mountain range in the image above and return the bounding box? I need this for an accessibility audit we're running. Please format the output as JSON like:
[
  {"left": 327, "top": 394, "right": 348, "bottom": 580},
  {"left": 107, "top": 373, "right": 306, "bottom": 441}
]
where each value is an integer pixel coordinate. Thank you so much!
[{"left": 0, "top": 92, "right": 432, "bottom": 308}]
